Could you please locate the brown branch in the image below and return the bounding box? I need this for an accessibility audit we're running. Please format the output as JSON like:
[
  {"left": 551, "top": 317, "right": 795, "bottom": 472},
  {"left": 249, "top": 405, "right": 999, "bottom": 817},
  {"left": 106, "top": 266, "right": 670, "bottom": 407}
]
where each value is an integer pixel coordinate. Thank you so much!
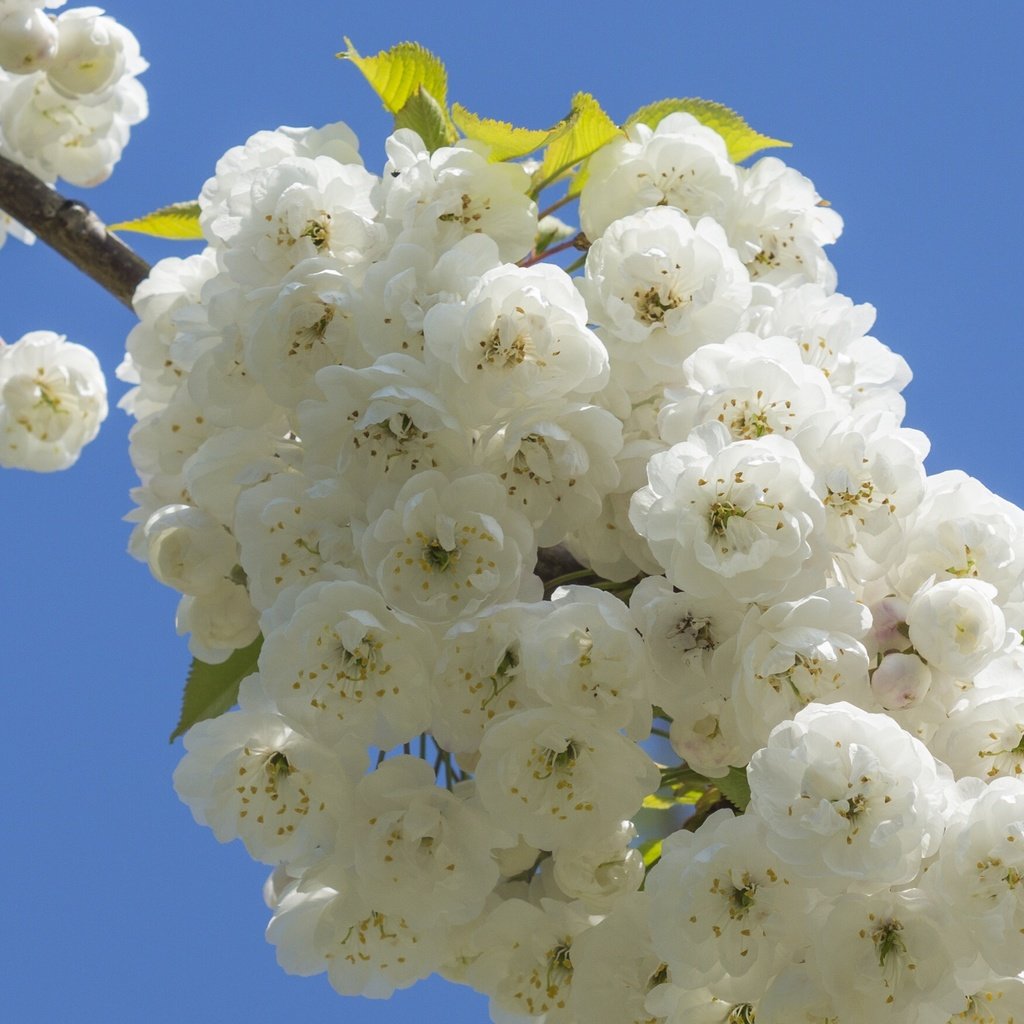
[
  {"left": 536, "top": 544, "right": 587, "bottom": 584},
  {"left": 0, "top": 152, "right": 151, "bottom": 309}
]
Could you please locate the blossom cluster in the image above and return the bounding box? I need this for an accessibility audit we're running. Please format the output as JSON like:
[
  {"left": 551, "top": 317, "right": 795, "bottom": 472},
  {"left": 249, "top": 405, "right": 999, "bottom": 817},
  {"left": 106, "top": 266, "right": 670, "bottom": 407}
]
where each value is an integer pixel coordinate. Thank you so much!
[
  {"left": 0, "top": 1, "right": 147, "bottom": 246},
  {"left": 120, "top": 108, "right": 1024, "bottom": 1023},
  {"left": 0, "top": 4, "right": 144, "bottom": 470}
]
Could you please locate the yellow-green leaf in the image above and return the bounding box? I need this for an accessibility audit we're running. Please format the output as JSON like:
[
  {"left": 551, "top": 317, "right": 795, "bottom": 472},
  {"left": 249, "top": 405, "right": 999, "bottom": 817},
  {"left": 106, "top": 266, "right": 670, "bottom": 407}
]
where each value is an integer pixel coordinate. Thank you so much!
[
  {"left": 535, "top": 92, "right": 620, "bottom": 195},
  {"left": 395, "top": 85, "right": 453, "bottom": 153},
  {"left": 169, "top": 635, "right": 263, "bottom": 743},
  {"left": 108, "top": 201, "right": 202, "bottom": 240},
  {"left": 339, "top": 38, "right": 454, "bottom": 131},
  {"left": 451, "top": 102, "right": 568, "bottom": 162},
  {"left": 625, "top": 97, "right": 790, "bottom": 162},
  {"left": 638, "top": 837, "right": 663, "bottom": 870},
  {"left": 642, "top": 792, "right": 676, "bottom": 810},
  {"left": 643, "top": 784, "right": 707, "bottom": 810}
]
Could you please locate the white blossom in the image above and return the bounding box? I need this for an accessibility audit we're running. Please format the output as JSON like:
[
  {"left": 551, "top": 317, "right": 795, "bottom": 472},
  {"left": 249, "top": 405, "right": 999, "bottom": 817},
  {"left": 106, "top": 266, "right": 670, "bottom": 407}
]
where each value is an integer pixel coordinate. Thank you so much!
[
  {"left": 727, "top": 156, "right": 842, "bottom": 290},
  {"left": 550, "top": 820, "right": 644, "bottom": 911},
  {"left": 173, "top": 708, "right": 356, "bottom": 869},
  {"left": 748, "top": 702, "right": 952, "bottom": 889},
  {"left": 922, "top": 777, "right": 1024, "bottom": 976},
  {"left": 267, "top": 869, "right": 449, "bottom": 998},
  {"left": 647, "top": 810, "right": 812, "bottom": 1000},
  {"left": 258, "top": 578, "right": 435, "bottom": 750},
  {"left": 0, "top": 329, "right": 107, "bottom": 470},
  {"left": 806, "top": 889, "right": 968, "bottom": 1024},
  {"left": 907, "top": 577, "right": 1015, "bottom": 679},
  {"left": 378, "top": 130, "right": 537, "bottom": 262},
  {"left": 474, "top": 706, "right": 661, "bottom": 850},
  {"left": 0, "top": 6, "right": 57, "bottom": 74},
  {"left": 520, "top": 584, "right": 653, "bottom": 739},
  {"left": 568, "top": 893, "right": 666, "bottom": 1024},
  {"left": 579, "top": 112, "right": 739, "bottom": 240},
  {"left": 578, "top": 208, "right": 751, "bottom": 386},
  {"left": 431, "top": 601, "right": 545, "bottom": 756},
  {"left": 358, "top": 469, "right": 537, "bottom": 623},
  {"left": 422, "top": 261, "right": 609, "bottom": 424},
  {"left": 631, "top": 421, "right": 828, "bottom": 603},
  {"left": 342, "top": 757, "right": 503, "bottom": 928}
]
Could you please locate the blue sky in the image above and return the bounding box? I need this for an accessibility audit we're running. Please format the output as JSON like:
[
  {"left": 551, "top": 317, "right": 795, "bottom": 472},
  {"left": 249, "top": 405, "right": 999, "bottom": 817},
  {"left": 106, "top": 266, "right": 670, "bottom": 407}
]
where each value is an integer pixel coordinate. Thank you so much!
[{"left": 3, "top": 2, "right": 1022, "bottom": 1021}]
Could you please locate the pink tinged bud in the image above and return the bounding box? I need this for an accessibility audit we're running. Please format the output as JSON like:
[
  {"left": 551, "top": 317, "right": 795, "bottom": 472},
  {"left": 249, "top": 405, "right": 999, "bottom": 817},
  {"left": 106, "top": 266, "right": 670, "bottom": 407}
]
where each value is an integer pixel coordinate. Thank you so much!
[
  {"left": 871, "top": 651, "right": 931, "bottom": 710},
  {"left": 870, "top": 596, "right": 910, "bottom": 654}
]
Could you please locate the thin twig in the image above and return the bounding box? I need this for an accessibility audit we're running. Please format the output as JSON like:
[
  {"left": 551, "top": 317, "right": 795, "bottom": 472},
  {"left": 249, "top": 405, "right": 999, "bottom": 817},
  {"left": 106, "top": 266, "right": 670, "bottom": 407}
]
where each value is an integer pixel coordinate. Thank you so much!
[
  {"left": 537, "top": 192, "right": 576, "bottom": 221},
  {"left": 0, "top": 153, "right": 151, "bottom": 309}
]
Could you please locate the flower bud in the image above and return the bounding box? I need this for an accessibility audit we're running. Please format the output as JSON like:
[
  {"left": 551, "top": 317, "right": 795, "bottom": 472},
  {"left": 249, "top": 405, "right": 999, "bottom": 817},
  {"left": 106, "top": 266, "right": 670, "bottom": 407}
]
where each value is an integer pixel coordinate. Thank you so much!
[
  {"left": 0, "top": 8, "right": 57, "bottom": 74},
  {"left": 871, "top": 651, "right": 931, "bottom": 710}
]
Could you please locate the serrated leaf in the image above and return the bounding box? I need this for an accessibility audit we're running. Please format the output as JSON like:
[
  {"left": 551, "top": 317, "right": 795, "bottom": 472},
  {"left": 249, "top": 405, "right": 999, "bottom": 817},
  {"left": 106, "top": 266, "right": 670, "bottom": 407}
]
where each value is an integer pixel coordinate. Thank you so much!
[
  {"left": 168, "top": 635, "right": 263, "bottom": 743},
  {"left": 672, "top": 787, "right": 706, "bottom": 806},
  {"left": 715, "top": 766, "right": 752, "bottom": 811},
  {"left": 395, "top": 86, "right": 452, "bottom": 153},
  {"left": 108, "top": 201, "right": 203, "bottom": 240},
  {"left": 534, "top": 92, "right": 620, "bottom": 194},
  {"left": 339, "top": 38, "right": 455, "bottom": 141},
  {"left": 451, "top": 103, "right": 567, "bottom": 161},
  {"left": 624, "top": 97, "right": 790, "bottom": 162}
]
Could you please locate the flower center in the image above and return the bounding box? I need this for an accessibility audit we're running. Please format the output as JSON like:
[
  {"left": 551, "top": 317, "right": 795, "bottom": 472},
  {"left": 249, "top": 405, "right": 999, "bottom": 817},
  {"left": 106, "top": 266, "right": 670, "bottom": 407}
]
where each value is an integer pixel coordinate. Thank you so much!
[
  {"left": 633, "top": 285, "right": 684, "bottom": 325},
  {"left": 670, "top": 612, "right": 717, "bottom": 653},
  {"left": 708, "top": 500, "right": 745, "bottom": 537},
  {"left": 423, "top": 538, "right": 459, "bottom": 572}
]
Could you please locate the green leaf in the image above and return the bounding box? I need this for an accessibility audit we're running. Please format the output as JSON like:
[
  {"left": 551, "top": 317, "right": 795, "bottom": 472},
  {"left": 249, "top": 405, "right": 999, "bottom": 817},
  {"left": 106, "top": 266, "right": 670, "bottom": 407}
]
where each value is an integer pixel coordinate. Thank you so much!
[
  {"left": 715, "top": 766, "right": 752, "bottom": 811},
  {"left": 642, "top": 792, "right": 677, "bottom": 810},
  {"left": 169, "top": 635, "right": 263, "bottom": 743},
  {"left": 108, "top": 201, "right": 203, "bottom": 240},
  {"left": 451, "top": 103, "right": 567, "bottom": 161},
  {"left": 395, "top": 86, "right": 452, "bottom": 153},
  {"left": 339, "top": 38, "right": 455, "bottom": 142},
  {"left": 638, "top": 836, "right": 663, "bottom": 871},
  {"left": 642, "top": 783, "right": 706, "bottom": 810},
  {"left": 534, "top": 92, "right": 620, "bottom": 195},
  {"left": 624, "top": 97, "right": 790, "bottom": 162}
]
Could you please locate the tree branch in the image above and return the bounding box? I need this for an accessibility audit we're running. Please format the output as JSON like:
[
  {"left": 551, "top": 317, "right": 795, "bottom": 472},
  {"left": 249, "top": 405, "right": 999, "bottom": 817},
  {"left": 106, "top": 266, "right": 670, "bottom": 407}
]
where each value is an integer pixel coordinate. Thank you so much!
[
  {"left": 536, "top": 544, "right": 587, "bottom": 584},
  {"left": 0, "top": 153, "right": 151, "bottom": 309}
]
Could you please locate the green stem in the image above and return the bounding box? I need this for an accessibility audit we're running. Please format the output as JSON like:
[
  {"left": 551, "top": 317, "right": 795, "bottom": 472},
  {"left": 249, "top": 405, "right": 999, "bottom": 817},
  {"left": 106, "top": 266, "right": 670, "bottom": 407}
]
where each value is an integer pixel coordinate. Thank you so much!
[{"left": 544, "top": 567, "right": 601, "bottom": 595}]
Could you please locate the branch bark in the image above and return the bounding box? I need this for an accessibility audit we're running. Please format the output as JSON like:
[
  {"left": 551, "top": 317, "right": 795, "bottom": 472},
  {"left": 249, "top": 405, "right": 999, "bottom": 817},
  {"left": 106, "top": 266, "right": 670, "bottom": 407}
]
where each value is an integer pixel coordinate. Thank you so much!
[
  {"left": 536, "top": 544, "right": 587, "bottom": 586},
  {"left": 0, "top": 153, "right": 151, "bottom": 309}
]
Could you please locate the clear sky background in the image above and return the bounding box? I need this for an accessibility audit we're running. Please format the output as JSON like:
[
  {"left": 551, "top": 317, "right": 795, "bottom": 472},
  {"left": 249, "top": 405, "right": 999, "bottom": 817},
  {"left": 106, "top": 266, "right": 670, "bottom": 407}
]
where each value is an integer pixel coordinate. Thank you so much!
[{"left": 2, "top": 2, "right": 1022, "bottom": 1021}]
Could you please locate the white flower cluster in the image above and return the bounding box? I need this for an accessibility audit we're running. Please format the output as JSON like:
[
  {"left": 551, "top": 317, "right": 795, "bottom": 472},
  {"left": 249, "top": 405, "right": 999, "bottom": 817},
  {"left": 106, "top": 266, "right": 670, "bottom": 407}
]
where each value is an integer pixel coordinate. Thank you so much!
[
  {"left": 126, "top": 110, "right": 1024, "bottom": 1022},
  {"left": 0, "top": 328, "right": 107, "bottom": 469},
  {"left": 0, "top": 1, "right": 147, "bottom": 245}
]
